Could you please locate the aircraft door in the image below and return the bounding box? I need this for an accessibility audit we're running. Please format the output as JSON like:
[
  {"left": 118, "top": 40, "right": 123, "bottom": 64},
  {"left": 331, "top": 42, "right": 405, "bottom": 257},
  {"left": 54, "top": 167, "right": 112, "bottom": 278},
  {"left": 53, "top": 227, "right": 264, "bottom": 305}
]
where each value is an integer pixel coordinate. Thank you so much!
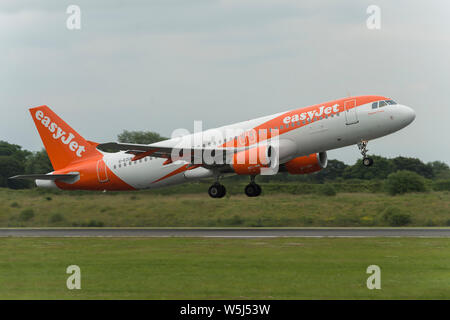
[
  {"left": 344, "top": 99, "right": 359, "bottom": 125},
  {"left": 97, "top": 159, "right": 109, "bottom": 183}
]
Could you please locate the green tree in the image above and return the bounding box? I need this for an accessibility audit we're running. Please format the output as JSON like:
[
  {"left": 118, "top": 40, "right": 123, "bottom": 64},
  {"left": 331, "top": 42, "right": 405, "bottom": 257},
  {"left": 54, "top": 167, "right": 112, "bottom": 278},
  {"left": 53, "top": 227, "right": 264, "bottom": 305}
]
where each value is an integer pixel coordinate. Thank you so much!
[
  {"left": 392, "top": 156, "right": 433, "bottom": 179},
  {"left": 385, "top": 170, "right": 427, "bottom": 195},
  {"left": 0, "top": 141, "right": 32, "bottom": 188},
  {"left": 427, "top": 161, "right": 450, "bottom": 180},
  {"left": 0, "top": 156, "right": 29, "bottom": 188},
  {"left": 343, "top": 155, "right": 394, "bottom": 180},
  {"left": 25, "top": 149, "right": 53, "bottom": 174},
  {"left": 0, "top": 140, "right": 30, "bottom": 163},
  {"left": 315, "top": 159, "right": 347, "bottom": 182},
  {"left": 117, "top": 130, "right": 167, "bottom": 144}
]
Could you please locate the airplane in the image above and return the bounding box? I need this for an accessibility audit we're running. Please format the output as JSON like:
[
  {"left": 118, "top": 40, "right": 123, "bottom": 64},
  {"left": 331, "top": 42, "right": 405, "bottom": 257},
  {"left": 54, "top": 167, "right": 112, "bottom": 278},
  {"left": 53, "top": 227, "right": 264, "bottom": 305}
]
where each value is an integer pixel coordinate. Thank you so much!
[{"left": 10, "top": 95, "right": 415, "bottom": 198}]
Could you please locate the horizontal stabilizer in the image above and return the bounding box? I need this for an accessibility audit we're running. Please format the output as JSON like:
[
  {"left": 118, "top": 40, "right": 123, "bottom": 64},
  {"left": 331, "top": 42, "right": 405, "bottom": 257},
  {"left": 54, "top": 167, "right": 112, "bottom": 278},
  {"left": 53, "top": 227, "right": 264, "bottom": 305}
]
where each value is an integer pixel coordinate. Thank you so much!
[{"left": 9, "top": 173, "right": 79, "bottom": 182}]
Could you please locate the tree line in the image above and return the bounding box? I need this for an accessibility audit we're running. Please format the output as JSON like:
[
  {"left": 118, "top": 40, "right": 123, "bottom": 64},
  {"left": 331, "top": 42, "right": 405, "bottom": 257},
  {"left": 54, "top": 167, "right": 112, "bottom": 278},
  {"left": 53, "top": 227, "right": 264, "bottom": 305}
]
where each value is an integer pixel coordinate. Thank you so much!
[{"left": 1, "top": 130, "right": 449, "bottom": 188}]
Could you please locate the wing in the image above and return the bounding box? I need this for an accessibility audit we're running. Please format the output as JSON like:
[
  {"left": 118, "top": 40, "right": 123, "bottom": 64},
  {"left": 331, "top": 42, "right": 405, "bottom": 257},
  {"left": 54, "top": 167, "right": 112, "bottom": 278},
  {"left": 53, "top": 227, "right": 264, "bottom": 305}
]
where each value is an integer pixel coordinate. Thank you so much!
[
  {"left": 9, "top": 173, "right": 79, "bottom": 181},
  {"left": 98, "top": 142, "right": 175, "bottom": 160},
  {"left": 97, "top": 142, "right": 244, "bottom": 165}
]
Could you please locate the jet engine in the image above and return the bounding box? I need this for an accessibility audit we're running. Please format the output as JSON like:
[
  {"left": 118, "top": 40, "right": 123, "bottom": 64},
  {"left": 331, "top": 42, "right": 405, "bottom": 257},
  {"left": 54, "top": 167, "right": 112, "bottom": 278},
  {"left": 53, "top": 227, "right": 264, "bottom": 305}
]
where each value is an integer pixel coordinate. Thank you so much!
[
  {"left": 231, "top": 139, "right": 297, "bottom": 175},
  {"left": 283, "top": 151, "right": 328, "bottom": 174}
]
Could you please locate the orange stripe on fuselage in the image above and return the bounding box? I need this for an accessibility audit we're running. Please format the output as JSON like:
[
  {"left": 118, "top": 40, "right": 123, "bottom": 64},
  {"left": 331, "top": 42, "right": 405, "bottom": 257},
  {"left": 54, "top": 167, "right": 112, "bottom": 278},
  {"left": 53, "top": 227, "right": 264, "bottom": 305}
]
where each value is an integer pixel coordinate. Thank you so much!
[
  {"left": 220, "top": 95, "right": 387, "bottom": 148},
  {"left": 54, "top": 156, "right": 135, "bottom": 191},
  {"left": 152, "top": 164, "right": 190, "bottom": 184},
  {"left": 132, "top": 149, "right": 159, "bottom": 161}
]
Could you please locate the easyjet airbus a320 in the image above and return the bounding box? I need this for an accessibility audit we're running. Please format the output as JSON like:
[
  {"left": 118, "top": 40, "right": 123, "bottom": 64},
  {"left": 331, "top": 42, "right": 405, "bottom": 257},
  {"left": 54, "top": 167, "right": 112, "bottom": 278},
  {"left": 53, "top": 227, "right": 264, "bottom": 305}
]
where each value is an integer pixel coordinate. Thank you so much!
[{"left": 11, "top": 96, "right": 415, "bottom": 198}]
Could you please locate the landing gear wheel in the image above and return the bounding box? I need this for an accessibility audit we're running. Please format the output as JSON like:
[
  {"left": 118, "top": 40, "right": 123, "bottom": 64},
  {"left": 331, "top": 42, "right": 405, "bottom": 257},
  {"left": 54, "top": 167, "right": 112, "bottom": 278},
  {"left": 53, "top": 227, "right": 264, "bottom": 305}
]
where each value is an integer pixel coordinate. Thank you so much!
[
  {"left": 245, "top": 183, "right": 262, "bottom": 197},
  {"left": 358, "top": 140, "right": 373, "bottom": 168},
  {"left": 208, "top": 183, "right": 226, "bottom": 198},
  {"left": 363, "top": 157, "right": 374, "bottom": 167}
]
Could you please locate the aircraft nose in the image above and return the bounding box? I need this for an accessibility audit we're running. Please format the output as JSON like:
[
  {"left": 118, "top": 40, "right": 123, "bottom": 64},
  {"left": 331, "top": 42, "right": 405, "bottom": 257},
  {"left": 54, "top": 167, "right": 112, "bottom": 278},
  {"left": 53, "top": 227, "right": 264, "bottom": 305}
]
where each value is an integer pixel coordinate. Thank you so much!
[
  {"left": 397, "top": 104, "right": 416, "bottom": 126},
  {"left": 403, "top": 105, "right": 416, "bottom": 124}
]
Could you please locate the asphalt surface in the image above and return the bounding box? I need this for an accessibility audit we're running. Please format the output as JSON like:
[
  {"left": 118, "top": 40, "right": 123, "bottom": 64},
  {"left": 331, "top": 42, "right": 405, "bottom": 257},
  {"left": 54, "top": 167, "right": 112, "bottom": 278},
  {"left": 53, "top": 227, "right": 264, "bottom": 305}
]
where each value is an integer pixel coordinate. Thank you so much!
[{"left": 0, "top": 228, "right": 449, "bottom": 238}]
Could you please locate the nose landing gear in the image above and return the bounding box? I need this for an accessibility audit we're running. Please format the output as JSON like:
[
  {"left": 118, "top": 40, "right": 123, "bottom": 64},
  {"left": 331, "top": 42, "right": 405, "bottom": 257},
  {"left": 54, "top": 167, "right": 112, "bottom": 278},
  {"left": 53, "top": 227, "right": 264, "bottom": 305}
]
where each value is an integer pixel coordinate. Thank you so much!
[
  {"left": 362, "top": 157, "right": 374, "bottom": 167},
  {"left": 358, "top": 140, "right": 374, "bottom": 167}
]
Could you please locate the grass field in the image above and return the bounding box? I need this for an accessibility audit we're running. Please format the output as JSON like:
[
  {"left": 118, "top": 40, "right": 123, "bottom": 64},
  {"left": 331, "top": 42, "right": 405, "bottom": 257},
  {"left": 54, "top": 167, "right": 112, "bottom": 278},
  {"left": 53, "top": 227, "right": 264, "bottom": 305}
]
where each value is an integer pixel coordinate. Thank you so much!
[
  {"left": 1, "top": 187, "right": 449, "bottom": 227},
  {"left": 0, "top": 237, "right": 448, "bottom": 299}
]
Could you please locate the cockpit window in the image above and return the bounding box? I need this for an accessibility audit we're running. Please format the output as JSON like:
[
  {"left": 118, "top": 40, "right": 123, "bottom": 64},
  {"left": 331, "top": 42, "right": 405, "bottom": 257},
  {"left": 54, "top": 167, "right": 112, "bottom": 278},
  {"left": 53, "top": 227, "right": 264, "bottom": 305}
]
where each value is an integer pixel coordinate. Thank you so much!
[{"left": 372, "top": 99, "right": 397, "bottom": 110}]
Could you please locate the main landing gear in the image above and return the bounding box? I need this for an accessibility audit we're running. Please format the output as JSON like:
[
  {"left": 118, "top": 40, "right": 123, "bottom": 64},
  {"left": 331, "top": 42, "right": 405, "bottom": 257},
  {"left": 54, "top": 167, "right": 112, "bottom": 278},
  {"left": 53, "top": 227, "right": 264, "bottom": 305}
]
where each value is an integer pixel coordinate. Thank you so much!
[
  {"left": 208, "top": 176, "right": 262, "bottom": 198},
  {"left": 245, "top": 176, "right": 262, "bottom": 197},
  {"left": 358, "top": 140, "right": 374, "bottom": 167},
  {"left": 208, "top": 182, "right": 226, "bottom": 198}
]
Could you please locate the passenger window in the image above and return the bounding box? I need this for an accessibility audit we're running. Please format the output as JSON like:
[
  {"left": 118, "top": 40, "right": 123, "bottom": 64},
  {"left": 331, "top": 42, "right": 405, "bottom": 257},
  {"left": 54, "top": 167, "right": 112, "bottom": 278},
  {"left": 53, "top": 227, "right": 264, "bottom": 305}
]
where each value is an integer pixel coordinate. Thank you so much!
[
  {"left": 280, "top": 125, "right": 283, "bottom": 129},
  {"left": 379, "top": 101, "right": 387, "bottom": 108},
  {"left": 113, "top": 165, "right": 116, "bottom": 169},
  {"left": 372, "top": 102, "right": 378, "bottom": 109}
]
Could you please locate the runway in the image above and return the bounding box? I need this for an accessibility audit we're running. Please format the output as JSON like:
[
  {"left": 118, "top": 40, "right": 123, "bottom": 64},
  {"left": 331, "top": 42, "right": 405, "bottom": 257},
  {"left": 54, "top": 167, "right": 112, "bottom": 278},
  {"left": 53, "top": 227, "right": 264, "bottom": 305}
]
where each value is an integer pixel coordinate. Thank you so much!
[{"left": 0, "top": 228, "right": 449, "bottom": 238}]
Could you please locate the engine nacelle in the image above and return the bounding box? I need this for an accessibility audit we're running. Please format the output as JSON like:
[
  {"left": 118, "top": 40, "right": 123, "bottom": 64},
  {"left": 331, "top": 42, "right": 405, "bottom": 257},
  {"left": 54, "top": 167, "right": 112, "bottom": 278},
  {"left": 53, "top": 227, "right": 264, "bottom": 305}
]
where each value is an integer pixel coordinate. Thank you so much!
[
  {"left": 231, "top": 144, "right": 271, "bottom": 175},
  {"left": 283, "top": 151, "right": 328, "bottom": 174},
  {"left": 184, "top": 166, "right": 213, "bottom": 180},
  {"left": 231, "top": 139, "right": 297, "bottom": 175}
]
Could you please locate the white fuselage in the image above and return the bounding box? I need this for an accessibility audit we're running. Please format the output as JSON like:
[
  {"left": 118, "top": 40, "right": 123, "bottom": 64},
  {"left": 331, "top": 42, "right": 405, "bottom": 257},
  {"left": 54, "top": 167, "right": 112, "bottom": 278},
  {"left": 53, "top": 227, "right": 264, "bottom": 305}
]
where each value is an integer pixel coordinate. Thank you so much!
[{"left": 104, "top": 100, "right": 415, "bottom": 189}]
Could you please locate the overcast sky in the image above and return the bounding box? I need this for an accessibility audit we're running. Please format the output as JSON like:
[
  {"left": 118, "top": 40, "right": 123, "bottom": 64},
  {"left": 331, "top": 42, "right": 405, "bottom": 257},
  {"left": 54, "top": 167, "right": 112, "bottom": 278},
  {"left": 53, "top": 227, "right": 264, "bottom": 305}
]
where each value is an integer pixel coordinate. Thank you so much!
[{"left": 1, "top": 0, "right": 449, "bottom": 164}]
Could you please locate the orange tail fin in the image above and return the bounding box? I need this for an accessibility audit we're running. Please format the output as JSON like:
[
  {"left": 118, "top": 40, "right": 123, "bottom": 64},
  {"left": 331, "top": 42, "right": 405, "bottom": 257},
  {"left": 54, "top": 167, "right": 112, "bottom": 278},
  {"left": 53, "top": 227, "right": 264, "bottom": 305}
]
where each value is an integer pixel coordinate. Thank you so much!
[{"left": 29, "top": 105, "right": 100, "bottom": 170}]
